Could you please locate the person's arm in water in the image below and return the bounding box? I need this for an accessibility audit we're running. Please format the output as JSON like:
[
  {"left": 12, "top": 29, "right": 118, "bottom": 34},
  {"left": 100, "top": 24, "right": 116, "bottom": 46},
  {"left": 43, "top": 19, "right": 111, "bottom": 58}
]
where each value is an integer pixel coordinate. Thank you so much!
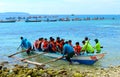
[{"left": 17, "top": 39, "right": 24, "bottom": 50}]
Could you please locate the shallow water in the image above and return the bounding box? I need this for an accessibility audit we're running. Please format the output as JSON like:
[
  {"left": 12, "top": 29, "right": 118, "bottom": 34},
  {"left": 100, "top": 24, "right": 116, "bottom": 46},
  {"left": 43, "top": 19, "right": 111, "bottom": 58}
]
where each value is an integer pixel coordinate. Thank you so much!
[{"left": 0, "top": 19, "right": 120, "bottom": 68}]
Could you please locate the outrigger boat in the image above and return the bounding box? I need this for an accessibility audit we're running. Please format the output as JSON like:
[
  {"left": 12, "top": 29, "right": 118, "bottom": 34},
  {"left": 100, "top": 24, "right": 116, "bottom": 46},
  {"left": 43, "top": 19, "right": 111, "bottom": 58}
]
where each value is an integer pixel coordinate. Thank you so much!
[
  {"left": 35, "top": 51, "right": 105, "bottom": 65},
  {"left": 8, "top": 50, "right": 105, "bottom": 66}
]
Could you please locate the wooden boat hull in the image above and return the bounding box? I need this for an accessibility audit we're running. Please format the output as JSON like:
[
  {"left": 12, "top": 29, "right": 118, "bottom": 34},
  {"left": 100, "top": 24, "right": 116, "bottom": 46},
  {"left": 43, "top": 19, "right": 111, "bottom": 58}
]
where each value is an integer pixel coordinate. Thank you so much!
[{"left": 35, "top": 51, "right": 105, "bottom": 65}]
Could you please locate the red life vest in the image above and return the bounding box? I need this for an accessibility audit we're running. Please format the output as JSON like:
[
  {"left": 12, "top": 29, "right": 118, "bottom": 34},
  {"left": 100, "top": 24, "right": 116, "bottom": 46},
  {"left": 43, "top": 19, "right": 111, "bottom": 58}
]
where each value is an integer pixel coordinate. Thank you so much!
[
  {"left": 51, "top": 41, "right": 56, "bottom": 52},
  {"left": 43, "top": 41, "right": 48, "bottom": 49},
  {"left": 74, "top": 45, "right": 82, "bottom": 54}
]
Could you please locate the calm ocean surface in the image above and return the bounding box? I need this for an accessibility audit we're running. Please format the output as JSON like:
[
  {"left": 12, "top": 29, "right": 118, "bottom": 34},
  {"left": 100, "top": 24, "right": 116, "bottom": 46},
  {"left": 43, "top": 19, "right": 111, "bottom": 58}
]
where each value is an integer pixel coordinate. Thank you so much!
[{"left": 0, "top": 15, "right": 120, "bottom": 68}]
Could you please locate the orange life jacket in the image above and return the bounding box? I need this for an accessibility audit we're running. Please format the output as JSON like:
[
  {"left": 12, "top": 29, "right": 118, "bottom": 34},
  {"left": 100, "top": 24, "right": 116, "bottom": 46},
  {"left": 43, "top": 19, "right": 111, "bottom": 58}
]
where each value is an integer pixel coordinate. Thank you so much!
[
  {"left": 74, "top": 45, "right": 82, "bottom": 54},
  {"left": 51, "top": 41, "right": 56, "bottom": 52},
  {"left": 59, "top": 41, "right": 64, "bottom": 51},
  {"left": 43, "top": 41, "right": 48, "bottom": 49}
]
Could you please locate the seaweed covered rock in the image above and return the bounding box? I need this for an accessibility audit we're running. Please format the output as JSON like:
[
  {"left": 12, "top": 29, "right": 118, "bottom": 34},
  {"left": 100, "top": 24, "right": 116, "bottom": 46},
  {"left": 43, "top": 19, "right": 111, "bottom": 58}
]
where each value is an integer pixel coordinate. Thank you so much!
[
  {"left": 73, "top": 72, "right": 83, "bottom": 77},
  {"left": 0, "top": 64, "right": 84, "bottom": 77},
  {"left": 2, "top": 64, "right": 120, "bottom": 77}
]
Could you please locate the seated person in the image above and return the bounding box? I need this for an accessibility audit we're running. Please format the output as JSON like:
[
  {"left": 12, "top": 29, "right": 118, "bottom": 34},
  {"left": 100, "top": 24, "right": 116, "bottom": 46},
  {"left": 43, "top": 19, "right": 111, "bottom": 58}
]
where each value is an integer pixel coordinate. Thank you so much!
[
  {"left": 74, "top": 42, "right": 82, "bottom": 55},
  {"left": 94, "top": 39, "right": 102, "bottom": 53}
]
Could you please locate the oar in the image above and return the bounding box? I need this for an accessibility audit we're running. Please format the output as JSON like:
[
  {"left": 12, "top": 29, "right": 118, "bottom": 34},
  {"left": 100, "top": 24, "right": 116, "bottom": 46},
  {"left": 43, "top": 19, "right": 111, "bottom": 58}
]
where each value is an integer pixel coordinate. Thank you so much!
[
  {"left": 40, "top": 56, "right": 64, "bottom": 66},
  {"left": 8, "top": 50, "right": 26, "bottom": 57},
  {"left": 85, "top": 39, "right": 90, "bottom": 51},
  {"left": 21, "top": 52, "right": 47, "bottom": 61}
]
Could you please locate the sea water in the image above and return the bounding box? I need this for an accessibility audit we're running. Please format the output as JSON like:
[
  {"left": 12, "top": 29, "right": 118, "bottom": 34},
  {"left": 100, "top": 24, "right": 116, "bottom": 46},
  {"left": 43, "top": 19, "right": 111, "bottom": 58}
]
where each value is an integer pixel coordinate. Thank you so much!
[{"left": 0, "top": 15, "right": 120, "bottom": 68}]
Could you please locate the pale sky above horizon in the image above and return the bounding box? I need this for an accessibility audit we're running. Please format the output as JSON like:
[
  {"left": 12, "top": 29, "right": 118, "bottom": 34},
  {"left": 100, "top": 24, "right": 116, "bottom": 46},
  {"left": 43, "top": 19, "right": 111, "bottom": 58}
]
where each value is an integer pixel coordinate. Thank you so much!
[{"left": 0, "top": 0, "right": 120, "bottom": 14}]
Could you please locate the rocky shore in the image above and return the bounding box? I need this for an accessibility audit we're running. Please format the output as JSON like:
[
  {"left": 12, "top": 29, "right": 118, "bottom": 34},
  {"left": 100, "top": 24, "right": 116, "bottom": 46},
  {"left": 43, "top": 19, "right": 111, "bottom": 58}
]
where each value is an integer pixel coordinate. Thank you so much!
[{"left": 0, "top": 62, "right": 120, "bottom": 77}]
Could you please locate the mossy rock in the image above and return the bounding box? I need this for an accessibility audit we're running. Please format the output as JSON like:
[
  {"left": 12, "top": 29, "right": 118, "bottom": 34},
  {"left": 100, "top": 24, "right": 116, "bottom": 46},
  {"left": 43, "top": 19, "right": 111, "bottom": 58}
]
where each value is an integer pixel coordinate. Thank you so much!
[
  {"left": 39, "top": 69, "right": 45, "bottom": 74},
  {"left": 32, "top": 69, "right": 37, "bottom": 73},
  {"left": 73, "top": 72, "right": 83, "bottom": 77},
  {"left": 47, "top": 70, "right": 53, "bottom": 75},
  {"left": 57, "top": 70, "right": 67, "bottom": 74},
  {"left": 12, "top": 68, "right": 19, "bottom": 74},
  {"left": 27, "top": 75, "right": 31, "bottom": 77},
  {"left": 26, "top": 70, "right": 33, "bottom": 75},
  {"left": 0, "top": 70, "right": 2, "bottom": 74},
  {"left": 13, "top": 74, "right": 25, "bottom": 77},
  {"left": 4, "top": 69, "right": 10, "bottom": 72},
  {"left": 0, "top": 72, "right": 9, "bottom": 77}
]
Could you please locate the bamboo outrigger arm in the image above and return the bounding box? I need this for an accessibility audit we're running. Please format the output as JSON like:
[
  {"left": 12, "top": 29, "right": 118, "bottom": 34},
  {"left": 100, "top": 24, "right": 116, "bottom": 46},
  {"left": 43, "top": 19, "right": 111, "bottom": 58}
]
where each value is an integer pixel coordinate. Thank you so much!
[
  {"left": 10, "top": 55, "right": 63, "bottom": 67},
  {"left": 8, "top": 50, "right": 26, "bottom": 57},
  {"left": 11, "top": 56, "right": 44, "bottom": 66}
]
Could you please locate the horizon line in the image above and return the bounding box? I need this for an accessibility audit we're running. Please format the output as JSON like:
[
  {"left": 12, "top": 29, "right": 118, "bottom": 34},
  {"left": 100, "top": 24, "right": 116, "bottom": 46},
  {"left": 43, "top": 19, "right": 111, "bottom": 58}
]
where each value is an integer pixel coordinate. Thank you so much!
[{"left": 0, "top": 12, "right": 120, "bottom": 15}]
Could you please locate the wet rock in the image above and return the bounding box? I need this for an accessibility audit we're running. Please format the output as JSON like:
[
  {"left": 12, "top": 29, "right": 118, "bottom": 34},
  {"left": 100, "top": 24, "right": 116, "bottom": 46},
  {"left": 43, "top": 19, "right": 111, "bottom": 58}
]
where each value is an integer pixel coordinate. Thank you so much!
[
  {"left": 3, "top": 67, "right": 7, "bottom": 71},
  {"left": 100, "top": 68, "right": 104, "bottom": 70},
  {"left": 0, "top": 65, "right": 2, "bottom": 70}
]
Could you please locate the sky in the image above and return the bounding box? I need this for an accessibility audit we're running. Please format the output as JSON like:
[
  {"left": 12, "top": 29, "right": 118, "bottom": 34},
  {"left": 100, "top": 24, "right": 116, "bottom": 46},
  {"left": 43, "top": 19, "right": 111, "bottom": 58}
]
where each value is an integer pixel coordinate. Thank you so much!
[{"left": 0, "top": 0, "right": 120, "bottom": 14}]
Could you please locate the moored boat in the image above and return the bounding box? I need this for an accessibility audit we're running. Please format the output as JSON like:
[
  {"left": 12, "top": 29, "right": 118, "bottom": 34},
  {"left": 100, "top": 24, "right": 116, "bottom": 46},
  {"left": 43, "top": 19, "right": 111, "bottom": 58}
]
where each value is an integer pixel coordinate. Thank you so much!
[
  {"left": 0, "top": 20, "right": 16, "bottom": 23},
  {"left": 35, "top": 51, "right": 105, "bottom": 65}
]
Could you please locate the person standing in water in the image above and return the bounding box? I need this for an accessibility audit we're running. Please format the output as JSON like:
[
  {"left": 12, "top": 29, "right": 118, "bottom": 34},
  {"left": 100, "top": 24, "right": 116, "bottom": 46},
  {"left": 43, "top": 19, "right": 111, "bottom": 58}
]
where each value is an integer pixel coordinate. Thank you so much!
[
  {"left": 26, "top": 39, "right": 32, "bottom": 55},
  {"left": 18, "top": 36, "right": 27, "bottom": 50},
  {"left": 63, "top": 41, "right": 75, "bottom": 64},
  {"left": 18, "top": 36, "right": 32, "bottom": 55}
]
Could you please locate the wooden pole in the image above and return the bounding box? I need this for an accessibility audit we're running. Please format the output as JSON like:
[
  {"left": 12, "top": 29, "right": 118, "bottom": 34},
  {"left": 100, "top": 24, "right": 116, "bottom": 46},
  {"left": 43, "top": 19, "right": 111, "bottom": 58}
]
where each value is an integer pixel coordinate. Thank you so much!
[
  {"left": 8, "top": 50, "right": 26, "bottom": 57},
  {"left": 40, "top": 56, "right": 64, "bottom": 66},
  {"left": 10, "top": 53, "right": 63, "bottom": 67},
  {"left": 21, "top": 52, "right": 47, "bottom": 61},
  {"left": 11, "top": 56, "right": 44, "bottom": 66}
]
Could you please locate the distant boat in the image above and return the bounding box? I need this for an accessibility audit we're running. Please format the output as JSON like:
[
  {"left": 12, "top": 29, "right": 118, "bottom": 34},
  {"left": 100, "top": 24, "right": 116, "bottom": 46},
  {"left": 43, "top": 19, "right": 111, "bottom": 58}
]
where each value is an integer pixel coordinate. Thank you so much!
[
  {"left": 0, "top": 20, "right": 16, "bottom": 23},
  {"left": 25, "top": 18, "right": 41, "bottom": 22},
  {"left": 25, "top": 20, "right": 41, "bottom": 22}
]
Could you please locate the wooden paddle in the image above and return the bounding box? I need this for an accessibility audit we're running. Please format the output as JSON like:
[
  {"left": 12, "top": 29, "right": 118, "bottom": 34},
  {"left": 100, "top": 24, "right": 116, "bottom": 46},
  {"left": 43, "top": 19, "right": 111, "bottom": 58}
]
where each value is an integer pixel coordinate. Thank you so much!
[
  {"left": 21, "top": 52, "right": 47, "bottom": 61},
  {"left": 8, "top": 50, "right": 26, "bottom": 57},
  {"left": 85, "top": 39, "right": 90, "bottom": 51},
  {"left": 40, "top": 56, "right": 64, "bottom": 66}
]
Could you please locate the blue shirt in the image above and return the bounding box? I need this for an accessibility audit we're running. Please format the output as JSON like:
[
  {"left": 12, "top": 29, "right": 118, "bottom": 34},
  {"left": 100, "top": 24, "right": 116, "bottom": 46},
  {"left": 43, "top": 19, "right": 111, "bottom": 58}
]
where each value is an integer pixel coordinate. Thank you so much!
[
  {"left": 63, "top": 43, "right": 74, "bottom": 56},
  {"left": 21, "top": 38, "right": 27, "bottom": 49},
  {"left": 26, "top": 40, "right": 32, "bottom": 48}
]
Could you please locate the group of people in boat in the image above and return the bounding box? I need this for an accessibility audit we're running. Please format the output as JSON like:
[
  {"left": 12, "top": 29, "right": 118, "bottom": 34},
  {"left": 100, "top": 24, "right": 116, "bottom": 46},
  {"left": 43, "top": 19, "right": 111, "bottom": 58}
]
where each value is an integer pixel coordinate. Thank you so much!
[{"left": 19, "top": 36, "right": 103, "bottom": 64}]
